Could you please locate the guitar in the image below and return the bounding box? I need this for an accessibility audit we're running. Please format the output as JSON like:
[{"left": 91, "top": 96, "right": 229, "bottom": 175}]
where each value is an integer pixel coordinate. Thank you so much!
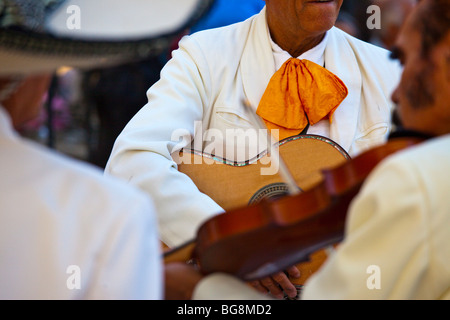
[{"left": 171, "top": 134, "right": 350, "bottom": 290}]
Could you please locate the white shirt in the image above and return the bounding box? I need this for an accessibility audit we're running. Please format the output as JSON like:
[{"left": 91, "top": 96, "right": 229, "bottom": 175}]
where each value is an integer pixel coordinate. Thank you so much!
[
  {"left": 271, "top": 30, "right": 328, "bottom": 69},
  {"left": 0, "top": 106, "right": 163, "bottom": 299}
]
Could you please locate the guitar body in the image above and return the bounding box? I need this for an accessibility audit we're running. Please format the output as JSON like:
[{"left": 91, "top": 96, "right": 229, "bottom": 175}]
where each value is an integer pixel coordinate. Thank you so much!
[
  {"left": 172, "top": 135, "right": 350, "bottom": 289},
  {"left": 174, "top": 135, "right": 350, "bottom": 211}
]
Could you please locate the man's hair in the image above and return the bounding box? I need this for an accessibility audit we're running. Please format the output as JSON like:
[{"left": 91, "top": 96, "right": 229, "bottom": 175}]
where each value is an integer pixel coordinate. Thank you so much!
[{"left": 416, "top": 0, "right": 450, "bottom": 56}]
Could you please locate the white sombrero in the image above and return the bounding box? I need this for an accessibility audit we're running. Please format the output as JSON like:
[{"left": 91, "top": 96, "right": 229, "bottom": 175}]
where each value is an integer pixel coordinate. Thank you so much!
[{"left": 0, "top": 0, "right": 214, "bottom": 76}]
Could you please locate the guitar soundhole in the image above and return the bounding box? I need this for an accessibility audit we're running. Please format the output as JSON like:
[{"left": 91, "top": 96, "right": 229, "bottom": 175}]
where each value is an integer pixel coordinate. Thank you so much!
[{"left": 249, "top": 183, "right": 302, "bottom": 205}]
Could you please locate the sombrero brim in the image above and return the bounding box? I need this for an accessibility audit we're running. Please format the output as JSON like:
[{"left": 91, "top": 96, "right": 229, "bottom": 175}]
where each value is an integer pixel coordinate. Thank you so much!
[{"left": 0, "top": 0, "right": 214, "bottom": 76}]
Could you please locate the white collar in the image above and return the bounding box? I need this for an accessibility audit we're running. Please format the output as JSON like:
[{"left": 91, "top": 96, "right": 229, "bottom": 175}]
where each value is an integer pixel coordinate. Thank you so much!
[{"left": 270, "top": 31, "right": 329, "bottom": 70}]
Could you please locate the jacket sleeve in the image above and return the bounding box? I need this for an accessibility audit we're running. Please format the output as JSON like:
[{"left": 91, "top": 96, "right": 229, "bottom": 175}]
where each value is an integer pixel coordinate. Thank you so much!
[{"left": 104, "top": 35, "right": 224, "bottom": 248}]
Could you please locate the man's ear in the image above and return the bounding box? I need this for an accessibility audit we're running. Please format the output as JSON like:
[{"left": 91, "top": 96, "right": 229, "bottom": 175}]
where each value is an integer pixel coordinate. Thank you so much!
[{"left": 2, "top": 74, "right": 51, "bottom": 129}]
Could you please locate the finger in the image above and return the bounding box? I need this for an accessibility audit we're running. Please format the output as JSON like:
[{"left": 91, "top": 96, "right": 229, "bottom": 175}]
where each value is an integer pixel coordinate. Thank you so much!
[
  {"left": 285, "top": 265, "right": 301, "bottom": 279},
  {"left": 272, "top": 272, "right": 298, "bottom": 299},
  {"left": 260, "top": 276, "right": 284, "bottom": 299}
]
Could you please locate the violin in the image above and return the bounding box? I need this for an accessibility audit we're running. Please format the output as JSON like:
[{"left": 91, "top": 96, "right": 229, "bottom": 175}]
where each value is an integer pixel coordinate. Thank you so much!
[{"left": 164, "top": 133, "right": 425, "bottom": 282}]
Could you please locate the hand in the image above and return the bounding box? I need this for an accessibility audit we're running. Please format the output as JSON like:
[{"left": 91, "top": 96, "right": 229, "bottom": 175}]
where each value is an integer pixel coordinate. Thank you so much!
[
  {"left": 164, "top": 262, "right": 204, "bottom": 300},
  {"left": 248, "top": 266, "right": 301, "bottom": 299}
]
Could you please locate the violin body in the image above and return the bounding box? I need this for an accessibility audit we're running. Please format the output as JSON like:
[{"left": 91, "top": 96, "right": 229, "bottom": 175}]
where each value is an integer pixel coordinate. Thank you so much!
[
  {"left": 165, "top": 135, "right": 424, "bottom": 283},
  {"left": 192, "top": 165, "right": 355, "bottom": 281}
]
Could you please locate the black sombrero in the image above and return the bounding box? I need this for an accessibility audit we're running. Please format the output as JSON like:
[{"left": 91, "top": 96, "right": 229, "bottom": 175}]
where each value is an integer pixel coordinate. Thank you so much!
[{"left": 0, "top": 0, "right": 214, "bottom": 76}]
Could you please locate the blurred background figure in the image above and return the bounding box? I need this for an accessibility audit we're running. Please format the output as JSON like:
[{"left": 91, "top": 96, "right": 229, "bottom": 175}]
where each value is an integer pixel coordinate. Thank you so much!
[
  {"left": 339, "top": 0, "right": 372, "bottom": 41},
  {"left": 82, "top": 57, "right": 164, "bottom": 168},
  {"left": 370, "top": 0, "right": 417, "bottom": 49},
  {"left": 335, "top": 10, "right": 362, "bottom": 39}
]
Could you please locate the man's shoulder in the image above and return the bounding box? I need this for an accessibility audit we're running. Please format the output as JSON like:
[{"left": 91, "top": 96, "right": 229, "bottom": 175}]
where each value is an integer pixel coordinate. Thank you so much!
[
  {"left": 381, "top": 134, "right": 450, "bottom": 175},
  {"left": 27, "top": 140, "right": 152, "bottom": 207},
  {"left": 399, "top": 134, "right": 450, "bottom": 159}
]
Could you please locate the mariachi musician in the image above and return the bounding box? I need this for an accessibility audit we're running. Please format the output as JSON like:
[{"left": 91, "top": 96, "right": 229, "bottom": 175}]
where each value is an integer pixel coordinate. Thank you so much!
[
  {"left": 0, "top": 0, "right": 214, "bottom": 299},
  {"left": 164, "top": 0, "right": 450, "bottom": 300},
  {"left": 106, "top": 0, "right": 401, "bottom": 298}
]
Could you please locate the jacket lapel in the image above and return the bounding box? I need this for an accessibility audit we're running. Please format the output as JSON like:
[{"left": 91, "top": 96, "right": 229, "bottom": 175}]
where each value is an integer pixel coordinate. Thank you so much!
[
  {"left": 324, "top": 27, "right": 362, "bottom": 153},
  {"left": 240, "top": 7, "right": 275, "bottom": 113}
]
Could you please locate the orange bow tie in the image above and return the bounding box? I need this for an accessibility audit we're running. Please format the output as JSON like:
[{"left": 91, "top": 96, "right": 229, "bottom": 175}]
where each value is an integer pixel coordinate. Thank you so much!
[{"left": 256, "top": 58, "right": 348, "bottom": 141}]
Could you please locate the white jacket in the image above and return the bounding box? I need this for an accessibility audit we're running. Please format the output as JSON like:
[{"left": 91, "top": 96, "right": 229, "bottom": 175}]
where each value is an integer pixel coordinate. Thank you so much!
[
  {"left": 106, "top": 8, "right": 402, "bottom": 247},
  {"left": 0, "top": 107, "right": 162, "bottom": 299},
  {"left": 301, "top": 134, "right": 450, "bottom": 300}
]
